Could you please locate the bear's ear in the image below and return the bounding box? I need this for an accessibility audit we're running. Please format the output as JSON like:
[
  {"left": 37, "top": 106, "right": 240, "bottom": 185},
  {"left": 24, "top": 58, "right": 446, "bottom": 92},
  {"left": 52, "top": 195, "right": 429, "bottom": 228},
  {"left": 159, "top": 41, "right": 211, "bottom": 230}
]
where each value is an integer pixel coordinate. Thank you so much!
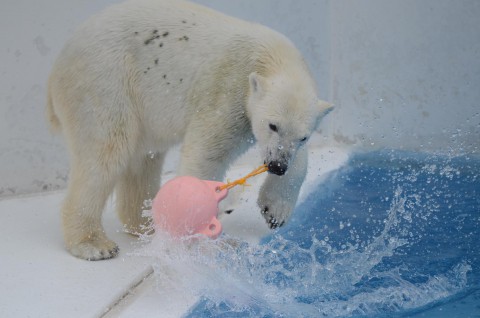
[
  {"left": 249, "top": 72, "right": 266, "bottom": 96},
  {"left": 318, "top": 100, "right": 334, "bottom": 116}
]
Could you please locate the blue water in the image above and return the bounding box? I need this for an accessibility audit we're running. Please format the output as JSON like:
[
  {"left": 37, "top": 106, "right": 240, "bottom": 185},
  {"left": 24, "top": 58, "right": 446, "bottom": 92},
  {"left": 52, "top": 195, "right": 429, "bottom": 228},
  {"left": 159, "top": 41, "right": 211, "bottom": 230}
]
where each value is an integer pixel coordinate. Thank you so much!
[{"left": 181, "top": 150, "right": 480, "bottom": 317}]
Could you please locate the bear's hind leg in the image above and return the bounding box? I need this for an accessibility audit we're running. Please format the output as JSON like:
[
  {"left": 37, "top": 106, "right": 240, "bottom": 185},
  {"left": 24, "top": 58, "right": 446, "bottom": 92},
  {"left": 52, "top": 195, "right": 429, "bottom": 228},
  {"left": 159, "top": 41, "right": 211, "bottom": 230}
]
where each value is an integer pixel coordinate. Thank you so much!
[
  {"left": 62, "top": 160, "right": 120, "bottom": 261},
  {"left": 116, "top": 152, "right": 164, "bottom": 236}
]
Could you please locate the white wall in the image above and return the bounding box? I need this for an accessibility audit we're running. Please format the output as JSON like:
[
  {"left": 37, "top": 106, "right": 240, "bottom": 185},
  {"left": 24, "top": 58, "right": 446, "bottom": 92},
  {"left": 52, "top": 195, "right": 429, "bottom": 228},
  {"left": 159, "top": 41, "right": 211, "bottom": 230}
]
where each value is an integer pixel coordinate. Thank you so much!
[
  {"left": 0, "top": 0, "right": 478, "bottom": 197},
  {"left": 324, "top": 0, "right": 480, "bottom": 154},
  {"left": 0, "top": 0, "right": 119, "bottom": 196}
]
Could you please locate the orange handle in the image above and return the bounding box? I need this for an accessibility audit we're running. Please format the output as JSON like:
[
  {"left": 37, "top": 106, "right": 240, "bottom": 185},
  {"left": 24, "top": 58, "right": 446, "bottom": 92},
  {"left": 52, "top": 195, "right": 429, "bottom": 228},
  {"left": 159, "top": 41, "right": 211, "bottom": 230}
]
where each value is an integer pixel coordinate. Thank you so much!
[{"left": 217, "top": 164, "right": 268, "bottom": 191}]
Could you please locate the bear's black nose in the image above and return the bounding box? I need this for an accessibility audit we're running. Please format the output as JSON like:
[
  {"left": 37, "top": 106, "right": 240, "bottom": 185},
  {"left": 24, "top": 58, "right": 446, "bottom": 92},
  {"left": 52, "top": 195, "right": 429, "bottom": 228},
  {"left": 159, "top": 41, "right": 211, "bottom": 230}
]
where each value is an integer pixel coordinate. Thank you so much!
[{"left": 268, "top": 161, "right": 288, "bottom": 176}]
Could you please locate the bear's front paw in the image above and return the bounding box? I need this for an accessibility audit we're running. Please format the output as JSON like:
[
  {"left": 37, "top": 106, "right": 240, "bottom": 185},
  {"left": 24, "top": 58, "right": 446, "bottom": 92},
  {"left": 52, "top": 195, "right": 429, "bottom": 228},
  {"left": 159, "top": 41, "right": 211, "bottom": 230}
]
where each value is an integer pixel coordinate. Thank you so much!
[
  {"left": 261, "top": 206, "right": 285, "bottom": 229},
  {"left": 258, "top": 197, "right": 294, "bottom": 230}
]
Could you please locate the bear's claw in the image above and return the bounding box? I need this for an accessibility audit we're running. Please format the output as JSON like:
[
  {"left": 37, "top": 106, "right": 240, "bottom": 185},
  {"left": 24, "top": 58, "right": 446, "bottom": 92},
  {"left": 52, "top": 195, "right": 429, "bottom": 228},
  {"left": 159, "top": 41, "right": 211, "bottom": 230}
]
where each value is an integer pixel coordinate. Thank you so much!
[
  {"left": 261, "top": 206, "right": 286, "bottom": 229},
  {"left": 265, "top": 213, "right": 285, "bottom": 229}
]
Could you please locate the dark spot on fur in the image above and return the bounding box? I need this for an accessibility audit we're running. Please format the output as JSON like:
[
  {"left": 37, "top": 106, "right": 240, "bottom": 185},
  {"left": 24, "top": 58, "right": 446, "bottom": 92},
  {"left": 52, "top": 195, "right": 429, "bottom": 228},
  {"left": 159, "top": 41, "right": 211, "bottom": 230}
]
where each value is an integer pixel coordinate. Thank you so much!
[
  {"left": 166, "top": 82, "right": 170, "bottom": 85},
  {"left": 182, "top": 20, "right": 187, "bottom": 24},
  {"left": 159, "top": 42, "right": 163, "bottom": 47},
  {"left": 163, "top": 74, "right": 167, "bottom": 79},
  {"left": 144, "top": 70, "right": 147, "bottom": 74},
  {"left": 179, "top": 78, "right": 183, "bottom": 83},
  {"left": 134, "top": 31, "right": 138, "bottom": 35},
  {"left": 147, "top": 67, "right": 150, "bottom": 70},
  {"left": 153, "top": 29, "right": 158, "bottom": 34},
  {"left": 162, "top": 31, "right": 169, "bottom": 37},
  {"left": 145, "top": 34, "right": 161, "bottom": 45},
  {"left": 179, "top": 35, "right": 189, "bottom": 41},
  {"left": 154, "top": 59, "right": 159, "bottom": 65},
  {"left": 224, "top": 209, "right": 233, "bottom": 214}
]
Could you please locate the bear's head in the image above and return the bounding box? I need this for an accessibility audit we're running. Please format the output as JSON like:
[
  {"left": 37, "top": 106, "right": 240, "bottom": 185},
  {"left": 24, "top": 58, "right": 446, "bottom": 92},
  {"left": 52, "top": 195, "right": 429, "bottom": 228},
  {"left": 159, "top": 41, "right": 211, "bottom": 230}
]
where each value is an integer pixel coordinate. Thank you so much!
[{"left": 246, "top": 72, "right": 333, "bottom": 176}]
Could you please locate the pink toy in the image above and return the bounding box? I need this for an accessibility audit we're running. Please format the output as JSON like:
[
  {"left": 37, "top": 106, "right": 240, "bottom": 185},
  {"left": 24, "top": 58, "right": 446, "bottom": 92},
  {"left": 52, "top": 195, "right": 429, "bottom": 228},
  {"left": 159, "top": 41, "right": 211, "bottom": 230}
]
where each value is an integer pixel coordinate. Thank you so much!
[
  {"left": 152, "top": 176, "right": 227, "bottom": 239},
  {"left": 152, "top": 165, "right": 268, "bottom": 239}
]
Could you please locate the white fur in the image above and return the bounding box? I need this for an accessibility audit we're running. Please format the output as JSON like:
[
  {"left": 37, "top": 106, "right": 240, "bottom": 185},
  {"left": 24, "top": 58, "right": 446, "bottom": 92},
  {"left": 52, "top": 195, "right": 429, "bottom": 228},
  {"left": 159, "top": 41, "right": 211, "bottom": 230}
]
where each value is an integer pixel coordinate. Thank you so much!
[{"left": 47, "top": 0, "right": 332, "bottom": 260}]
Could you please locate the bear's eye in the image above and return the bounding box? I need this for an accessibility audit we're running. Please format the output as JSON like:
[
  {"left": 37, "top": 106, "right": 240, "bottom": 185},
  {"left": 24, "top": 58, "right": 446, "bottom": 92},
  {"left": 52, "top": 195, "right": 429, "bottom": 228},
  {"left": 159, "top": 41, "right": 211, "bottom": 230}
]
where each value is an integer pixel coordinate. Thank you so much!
[
  {"left": 300, "top": 136, "right": 308, "bottom": 143},
  {"left": 269, "top": 123, "right": 278, "bottom": 132}
]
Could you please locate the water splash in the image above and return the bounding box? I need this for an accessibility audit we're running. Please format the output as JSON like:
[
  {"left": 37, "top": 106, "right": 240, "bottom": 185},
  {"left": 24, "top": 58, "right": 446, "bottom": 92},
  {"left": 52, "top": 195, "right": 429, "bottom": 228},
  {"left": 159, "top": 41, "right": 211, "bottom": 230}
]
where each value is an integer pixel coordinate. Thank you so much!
[
  {"left": 134, "top": 193, "right": 470, "bottom": 317},
  {"left": 132, "top": 151, "right": 478, "bottom": 317}
]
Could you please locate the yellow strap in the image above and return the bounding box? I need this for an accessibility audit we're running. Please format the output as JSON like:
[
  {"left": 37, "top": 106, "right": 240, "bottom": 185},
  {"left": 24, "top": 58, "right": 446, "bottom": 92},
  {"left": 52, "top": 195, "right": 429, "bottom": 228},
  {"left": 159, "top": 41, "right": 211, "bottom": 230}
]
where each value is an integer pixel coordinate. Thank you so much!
[{"left": 217, "top": 164, "right": 268, "bottom": 191}]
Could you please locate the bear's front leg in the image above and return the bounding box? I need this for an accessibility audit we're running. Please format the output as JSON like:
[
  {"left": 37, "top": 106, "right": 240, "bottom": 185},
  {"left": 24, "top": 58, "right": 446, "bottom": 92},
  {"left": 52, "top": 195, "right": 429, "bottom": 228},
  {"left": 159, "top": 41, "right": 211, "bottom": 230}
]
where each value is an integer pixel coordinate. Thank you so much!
[
  {"left": 179, "top": 135, "right": 233, "bottom": 182},
  {"left": 258, "top": 146, "right": 308, "bottom": 229},
  {"left": 179, "top": 113, "right": 250, "bottom": 181}
]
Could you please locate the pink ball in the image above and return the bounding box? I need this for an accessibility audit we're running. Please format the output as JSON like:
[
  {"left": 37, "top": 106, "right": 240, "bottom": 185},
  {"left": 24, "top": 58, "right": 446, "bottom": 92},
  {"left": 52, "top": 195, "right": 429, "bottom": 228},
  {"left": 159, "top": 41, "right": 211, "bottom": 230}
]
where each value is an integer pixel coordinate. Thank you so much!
[{"left": 152, "top": 176, "right": 228, "bottom": 239}]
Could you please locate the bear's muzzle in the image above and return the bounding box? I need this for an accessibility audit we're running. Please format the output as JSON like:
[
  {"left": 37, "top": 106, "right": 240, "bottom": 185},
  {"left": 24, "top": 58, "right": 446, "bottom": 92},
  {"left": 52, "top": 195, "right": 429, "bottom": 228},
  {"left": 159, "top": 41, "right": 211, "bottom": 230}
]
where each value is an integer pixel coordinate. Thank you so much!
[{"left": 267, "top": 160, "right": 288, "bottom": 176}]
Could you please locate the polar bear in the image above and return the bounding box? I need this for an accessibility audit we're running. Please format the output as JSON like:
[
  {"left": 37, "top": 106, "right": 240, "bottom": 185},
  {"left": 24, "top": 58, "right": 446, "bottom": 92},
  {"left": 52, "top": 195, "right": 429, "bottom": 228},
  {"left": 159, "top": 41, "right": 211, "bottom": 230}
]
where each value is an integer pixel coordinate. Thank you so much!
[{"left": 47, "top": 0, "right": 333, "bottom": 260}]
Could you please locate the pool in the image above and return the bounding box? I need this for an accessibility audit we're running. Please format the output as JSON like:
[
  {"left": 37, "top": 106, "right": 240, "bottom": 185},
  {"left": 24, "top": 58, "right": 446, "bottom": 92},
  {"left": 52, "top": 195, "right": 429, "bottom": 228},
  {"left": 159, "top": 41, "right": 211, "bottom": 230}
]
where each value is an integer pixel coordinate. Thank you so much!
[{"left": 145, "top": 150, "right": 479, "bottom": 317}]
